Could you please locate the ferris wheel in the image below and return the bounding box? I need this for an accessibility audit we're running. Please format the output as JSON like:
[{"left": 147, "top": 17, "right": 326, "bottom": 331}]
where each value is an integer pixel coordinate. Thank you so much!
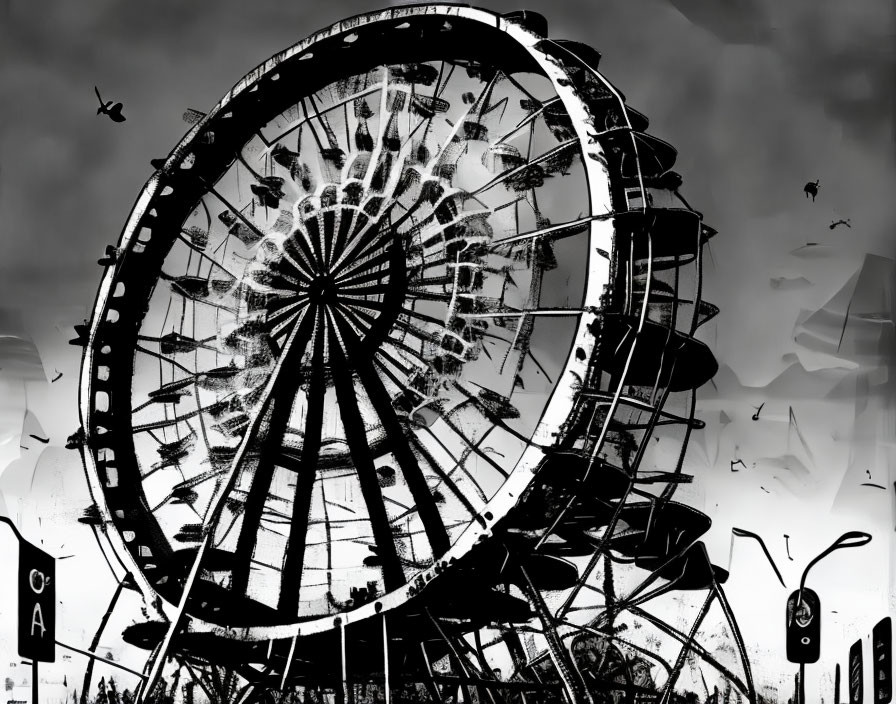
[{"left": 71, "top": 6, "right": 754, "bottom": 704}]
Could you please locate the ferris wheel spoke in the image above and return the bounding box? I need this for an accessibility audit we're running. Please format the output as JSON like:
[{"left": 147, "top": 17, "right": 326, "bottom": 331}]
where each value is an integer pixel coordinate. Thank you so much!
[
  {"left": 333, "top": 262, "right": 394, "bottom": 289},
  {"left": 493, "top": 96, "right": 561, "bottom": 146},
  {"left": 331, "top": 235, "right": 394, "bottom": 284},
  {"left": 472, "top": 139, "right": 579, "bottom": 197},
  {"left": 459, "top": 308, "right": 584, "bottom": 320},
  {"left": 177, "top": 231, "right": 241, "bottom": 280},
  {"left": 331, "top": 311, "right": 450, "bottom": 557},
  {"left": 283, "top": 227, "right": 320, "bottom": 279},
  {"left": 405, "top": 289, "right": 452, "bottom": 304},
  {"left": 373, "top": 345, "right": 419, "bottom": 381},
  {"left": 307, "top": 93, "right": 342, "bottom": 152},
  {"left": 301, "top": 211, "right": 328, "bottom": 272},
  {"left": 332, "top": 295, "right": 388, "bottom": 316},
  {"left": 273, "top": 84, "right": 381, "bottom": 147},
  {"left": 332, "top": 302, "right": 375, "bottom": 340},
  {"left": 228, "top": 308, "right": 322, "bottom": 595},
  {"left": 297, "top": 98, "right": 326, "bottom": 155},
  {"left": 390, "top": 316, "right": 437, "bottom": 347},
  {"left": 422, "top": 69, "right": 503, "bottom": 177},
  {"left": 354, "top": 71, "right": 391, "bottom": 194},
  {"left": 278, "top": 310, "right": 328, "bottom": 614},
  {"left": 331, "top": 213, "right": 409, "bottom": 281},
  {"left": 406, "top": 431, "right": 481, "bottom": 521},
  {"left": 419, "top": 425, "right": 489, "bottom": 505},
  {"left": 200, "top": 180, "right": 269, "bottom": 249},
  {"left": 452, "top": 381, "right": 547, "bottom": 449},
  {"left": 337, "top": 282, "right": 392, "bottom": 298},
  {"left": 397, "top": 306, "right": 446, "bottom": 330},
  {"left": 329, "top": 204, "right": 366, "bottom": 271},
  {"left": 326, "top": 321, "right": 405, "bottom": 590},
  {"left": 439, "top": 415, "right": 508, "bottom": 479},
  {"left": 488, "top": 214, "right": 609, "bottom": 250}
]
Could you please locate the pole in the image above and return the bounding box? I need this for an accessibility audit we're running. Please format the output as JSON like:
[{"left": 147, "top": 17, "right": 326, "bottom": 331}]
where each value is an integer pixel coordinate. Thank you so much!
[
  {"left": 81, "top": 578, "right": 127, "bottom": 704},
  {"left": 341, "top": 619, "right": 348, "bottom": 704},
  {"left": 383, "top": 615, "right": 391, "bottom": 704},
  {"left": 32, "top": 660, "right": 38, "bottom": 704},
  {"left": 835, "top": 663, "right": 841, "bottom": 704},
  {"left": 798, "top": 664, "right": 805, "bottom": 704}
]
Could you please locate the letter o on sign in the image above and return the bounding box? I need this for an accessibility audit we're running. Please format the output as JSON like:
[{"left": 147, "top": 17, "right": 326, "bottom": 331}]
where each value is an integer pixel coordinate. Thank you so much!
[{"left": 30, "top": 569, "right": 50, "bottom": 594}]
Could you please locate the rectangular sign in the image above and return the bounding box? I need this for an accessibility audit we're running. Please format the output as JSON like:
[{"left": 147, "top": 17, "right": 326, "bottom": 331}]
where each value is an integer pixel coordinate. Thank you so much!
[
  {"left": 17, "top": 539, "right": 55, "bottom": 662},
  {"left": 873, "top": 618, "right": 892, "bottom": 704},
  {"left": 850, "top": 639, "right": 864, "bottom": 704}
]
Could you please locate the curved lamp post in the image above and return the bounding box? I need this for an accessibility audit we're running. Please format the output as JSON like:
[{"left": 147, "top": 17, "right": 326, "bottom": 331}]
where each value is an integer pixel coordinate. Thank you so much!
[{"left": 787, "top": 531, "right": 872, "bottom": 704}]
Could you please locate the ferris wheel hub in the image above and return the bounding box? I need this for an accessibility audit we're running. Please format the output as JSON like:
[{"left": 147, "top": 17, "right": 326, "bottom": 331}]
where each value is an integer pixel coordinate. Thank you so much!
[{"left": 307, "top": 275, "right": 337, "bottom": 304}]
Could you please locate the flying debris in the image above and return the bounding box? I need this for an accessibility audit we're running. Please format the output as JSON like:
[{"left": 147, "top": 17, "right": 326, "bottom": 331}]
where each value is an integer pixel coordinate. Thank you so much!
[
  {"left": 803, "top": 179, "right": 819, "bottom": 201},
  {"left": 183, "top": 108, "right": 206, "bottom": 125},
  {"left": 51, "top": 369, "right": 63, "bottom": 383},
  {"left": 29, "top": 435, "right": 49, "bottom": 444},
  {"left": 731, "top": 459, "right": 747, "bottom": 472},
  {"left": 95, "top": 86, "right": 126, "bottom": 123},
  {"left": 751, "top": 403, "right": 764, "bottom": 421},
  {"left": 784, "top": 534, "right": 793, "bottom": 561}
]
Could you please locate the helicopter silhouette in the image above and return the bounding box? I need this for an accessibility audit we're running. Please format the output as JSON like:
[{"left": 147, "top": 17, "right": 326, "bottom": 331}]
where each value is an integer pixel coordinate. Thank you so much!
[{"left": 95, "top": 86, "right": 126, "bottom": 123}]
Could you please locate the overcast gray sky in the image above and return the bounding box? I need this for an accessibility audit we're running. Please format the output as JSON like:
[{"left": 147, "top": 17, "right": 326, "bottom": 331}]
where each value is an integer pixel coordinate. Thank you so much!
[{"left": 0, "top": 0, "right": 893, "bottom": 700}]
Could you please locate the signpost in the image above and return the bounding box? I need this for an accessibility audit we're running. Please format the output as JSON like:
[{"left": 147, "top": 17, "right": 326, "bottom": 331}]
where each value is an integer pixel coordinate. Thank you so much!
[
  {"left": 2, "top": 516, "right": 57, "bottom": 704},
  {"left": 873, "top": 618, "right": 892, "bottom": 704},
  {"left": 18, "top": 539, "right": 56, "bottom": 662}
]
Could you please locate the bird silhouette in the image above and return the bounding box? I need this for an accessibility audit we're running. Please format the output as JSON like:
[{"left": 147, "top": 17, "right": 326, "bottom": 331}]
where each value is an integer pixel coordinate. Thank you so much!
[
  {"left": 829, "top": 218, "right": 851, "bottom": 230},
  {"left": 95, "top": 86, "right": 126, "bottom": 122},
  {"left": 803, "top": 179, "right": 819, "bottom": 201}
]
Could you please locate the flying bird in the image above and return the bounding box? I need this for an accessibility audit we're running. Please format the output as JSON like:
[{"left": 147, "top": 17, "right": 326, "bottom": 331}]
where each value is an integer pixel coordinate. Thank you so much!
[
  {"left": 829, "top": 218, "right": 851, "bottom": 230},
  {"left": 95, "top": 86, "right": 126, "bottom": 122},
  {"left": 803, "top": 179, "right": 820, "bottom": 201}
]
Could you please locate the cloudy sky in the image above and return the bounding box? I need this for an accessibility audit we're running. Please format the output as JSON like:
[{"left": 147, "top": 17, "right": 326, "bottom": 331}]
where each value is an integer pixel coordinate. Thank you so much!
[{"left": 0, "top": 0, "right": 893, "bottom": 701}]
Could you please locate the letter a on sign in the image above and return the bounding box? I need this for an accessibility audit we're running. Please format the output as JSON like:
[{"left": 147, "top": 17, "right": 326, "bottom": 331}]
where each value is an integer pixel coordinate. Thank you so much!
[{"left": 18, "top": 539, "right": 55, "bottom": 662}]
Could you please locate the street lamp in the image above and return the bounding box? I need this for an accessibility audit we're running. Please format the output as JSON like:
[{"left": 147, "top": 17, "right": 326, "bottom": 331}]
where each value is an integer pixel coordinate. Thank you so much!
[{"left": 787, "top": 531, "right": 872, "bottom": 704}]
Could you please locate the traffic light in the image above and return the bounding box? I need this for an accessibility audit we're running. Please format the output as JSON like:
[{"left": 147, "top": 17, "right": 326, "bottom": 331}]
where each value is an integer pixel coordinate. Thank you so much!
[{"left": 786, "top": 587, "right": 821, "bottom": 663}]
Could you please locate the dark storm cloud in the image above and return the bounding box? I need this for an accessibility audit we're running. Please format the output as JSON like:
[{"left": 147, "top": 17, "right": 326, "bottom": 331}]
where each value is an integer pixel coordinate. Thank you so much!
[
  {"left": 0, "top": 0, "right": 891, "bottom": 407},
  {"left": 767, "top": 0, "right": 895, "bottom": 147}
]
